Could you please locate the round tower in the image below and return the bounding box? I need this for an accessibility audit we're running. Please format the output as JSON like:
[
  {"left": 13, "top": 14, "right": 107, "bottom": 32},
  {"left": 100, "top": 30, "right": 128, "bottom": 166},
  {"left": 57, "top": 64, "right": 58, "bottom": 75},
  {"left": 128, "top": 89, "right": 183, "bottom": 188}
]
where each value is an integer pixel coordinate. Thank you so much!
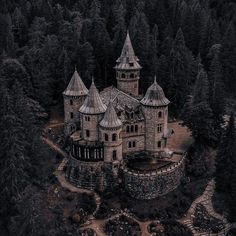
[
  {"left": 114, "top": 31, "right": 141, "bottom": 97},
  {"left": 79, "top": 79, "right": 107, "bottom": 142},
  {"left": 99, "top": 100, "right": 123, "bottom": 163},
  {"left": 141, "top": 76, "right": 170, "bottom": 155},
  {"left": 63, "top": 68, "right": 88, "bottom": 136}
]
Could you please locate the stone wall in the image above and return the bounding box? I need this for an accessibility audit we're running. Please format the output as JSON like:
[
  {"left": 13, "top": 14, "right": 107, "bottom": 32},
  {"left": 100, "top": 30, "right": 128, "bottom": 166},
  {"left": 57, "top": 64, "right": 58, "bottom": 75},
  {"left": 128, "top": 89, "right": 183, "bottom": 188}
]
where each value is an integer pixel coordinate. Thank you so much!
[
  {"left": 66, "top": 156, "right": 120, "bottom": 192},
  {"left": 117, "top": 79, "right": 139, "bottom": 97},
  {"left": 64, "top": 95, "right": 86, "bottom": 135},
  {"left": 122, "top": 155, "right": 185, "bottom": 199},
  {"left": 142, "top": 105, "right": 168, "bottom": 154}
]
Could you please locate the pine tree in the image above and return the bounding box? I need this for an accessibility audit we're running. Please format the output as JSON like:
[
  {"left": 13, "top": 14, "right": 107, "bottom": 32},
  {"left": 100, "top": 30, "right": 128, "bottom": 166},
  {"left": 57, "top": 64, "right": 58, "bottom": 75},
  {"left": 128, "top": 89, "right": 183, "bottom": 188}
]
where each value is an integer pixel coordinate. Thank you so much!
[
  {"left": 208, "top": 44, "right": 225, "bottom": 140},
  {"left": 215, "top": 113, "right": 236, "bottom": 193},
  {"left": 169, "top": 28, "right": 197, "bottom": 115},
  {"left": 220, "top": 21, "right": 236, "bottom": 95},
  {"left": 182, "top": 65, "right": 215, "bottom": 145},
  {"left": 0, "top": 90, "right": 30, "bottom": 223}
]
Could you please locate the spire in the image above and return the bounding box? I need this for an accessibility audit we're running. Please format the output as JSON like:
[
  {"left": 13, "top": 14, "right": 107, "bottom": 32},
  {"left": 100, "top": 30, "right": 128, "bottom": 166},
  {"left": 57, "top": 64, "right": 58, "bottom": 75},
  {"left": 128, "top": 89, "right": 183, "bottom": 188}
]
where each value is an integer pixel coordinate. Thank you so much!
[
  {"left": 100, "top": 100, "right": 122, "bottom": 128},
  {"left": 63, "top": 68, "right": 88, "bottom": 97},
  {"left": 114, "top": 31, "right": 141, "bottom": 70},
  {"left": 79, "top": 79, "right": 107, "bottom": 114},
  {"left": 141, "top": 76, "right": 170, "bottom": 107},
  {"left": 154, "top": 75, "right": 157, "bottom": 84}
]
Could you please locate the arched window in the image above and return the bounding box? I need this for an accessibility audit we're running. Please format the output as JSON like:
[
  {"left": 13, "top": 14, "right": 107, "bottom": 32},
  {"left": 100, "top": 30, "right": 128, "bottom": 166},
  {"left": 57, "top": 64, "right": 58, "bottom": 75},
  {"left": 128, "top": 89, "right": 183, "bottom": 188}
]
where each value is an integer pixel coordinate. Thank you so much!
[
  {"left": 130, "top": 112, "right": 134, "bottom": 119},
  {"left": 135, "top": 125, "right": 138, "bottom": 132},
  {"left": 130, "top": 73, "right": 134, "bottom": 78},
  {"left": 157, "top": 141, "right": 162, "bottom": 148},
  {"left": 121, "top": 73, "right": 126, "bottom": 78},
  {"left": 126, "top": 126, "right": 130, "bottom": 133},
  {"left": 112, "top": 150, "right": 117, "bottom": 160},
  {"left": 131, "top": 125, "right": 134, "bottom": 132},
  {"left": 158, "top": 111, "right": 162, "bottom": 118},
  {"left": 104, "top": 133, "right": 109, "bottom": 141},
  {"left": 112, "top": 133, "right": 117, "bottom": 141}
]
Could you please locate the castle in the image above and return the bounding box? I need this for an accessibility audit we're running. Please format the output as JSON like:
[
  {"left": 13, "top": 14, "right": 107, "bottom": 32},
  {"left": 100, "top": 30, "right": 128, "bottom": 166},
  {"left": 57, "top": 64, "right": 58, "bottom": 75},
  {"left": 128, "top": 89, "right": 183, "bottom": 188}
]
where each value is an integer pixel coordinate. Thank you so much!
[{"left": 63, "top": 32, "right": 185, "bottom": 199}]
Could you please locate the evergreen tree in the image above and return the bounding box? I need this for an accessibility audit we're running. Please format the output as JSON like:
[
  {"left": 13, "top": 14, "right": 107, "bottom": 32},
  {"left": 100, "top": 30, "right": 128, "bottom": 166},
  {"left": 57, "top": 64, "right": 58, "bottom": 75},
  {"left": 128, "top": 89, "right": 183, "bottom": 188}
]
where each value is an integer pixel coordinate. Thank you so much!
[
  {"left": 181, "top": 65, "right": 215, "bottom": 145},
  {"left": 169, "top": 28, "right": 197, "bottom": 115},
  {"left": 220, "top": 21, "right": 236, "bottom": 95},
  {"left": 215, "top": 113, "right": 236, "bottom": 193},
  {"left": 208, "top": 44, "right": 225, "bottom": 139}
]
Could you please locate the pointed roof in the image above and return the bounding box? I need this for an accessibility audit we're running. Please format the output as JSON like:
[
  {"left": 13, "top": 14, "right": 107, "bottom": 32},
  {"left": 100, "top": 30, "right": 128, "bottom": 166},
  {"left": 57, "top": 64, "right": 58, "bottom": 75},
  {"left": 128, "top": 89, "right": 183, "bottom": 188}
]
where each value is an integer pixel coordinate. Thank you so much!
[
  {"left": 100, "top": 100, "right": 122, "bottom": 128},
  {"left": 141, "top": 76, "right": 170, "bottom": 107},
  {"left": 114, "top": 31, "right": 141, "bottom": 70},
  {"left": 79, "top": 79, "right": 107, "bottom": 114},
  {"left": 63, "top": 67, "right": 88, "bottom": 97}
]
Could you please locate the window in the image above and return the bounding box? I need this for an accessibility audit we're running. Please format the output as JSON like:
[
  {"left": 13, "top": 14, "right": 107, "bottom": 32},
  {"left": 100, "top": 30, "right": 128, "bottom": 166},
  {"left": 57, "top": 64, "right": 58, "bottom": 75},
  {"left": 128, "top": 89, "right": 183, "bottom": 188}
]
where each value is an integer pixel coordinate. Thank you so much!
[
  {"left": 157, "top": 141, "right": 162, "bottom": 148},
  {"left": 104, "top": 133, "right": 109, "bottom": 141},
  {"left": 85, "top": 116, "right": 90, "bottom": 121},
  {"left": 129, "top": 62, "right": 134, "bottom": 67},
  {"left": 130, "top": 73, "right": 134, "bottom": 78},
  {"left": 130, "top": 112, "right": 134, "bottom": 119},
  {"left": 128, "top": 141, "right": 136, "bottom": 148},
  {"left": 70, "top": 112, "right": 74, "bottom": 119},
  {"left": 157, "top": 124, "right": 163, "bottom": 133},
  {"left": 121, "top": 73, "right": 126, "bottom": 78},
  {"left": 135, "top": 125, "right": 138, "bottom": 132},
  {"left": 158, "top": 111, "right": 162, "bottom": 118},
  {"left": 126, "top": 126, "right": 130, "bottom": 133},
  {"left": 86, "top": 130, "right": 90, "bottom": 137},
  {"left": 133, "top": 141, "right": 136, "bottom": 147},
  {"left": 112, "top": 150, "right": 117, "bottom": 160},
  {"left": 112, "top": 133, "right": 117, "bottom": 141},
  {"left": 131, "top": 125, "right": 134, "bottom": 132},
  {"left": 70, "top": 99, "right": 73, "bottom": 105}
]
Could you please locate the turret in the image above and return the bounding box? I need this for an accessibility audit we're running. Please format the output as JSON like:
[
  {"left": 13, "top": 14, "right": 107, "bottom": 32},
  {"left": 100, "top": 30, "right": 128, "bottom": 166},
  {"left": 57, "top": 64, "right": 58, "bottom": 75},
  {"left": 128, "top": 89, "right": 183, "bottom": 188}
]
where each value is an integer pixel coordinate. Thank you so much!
[
  {"left": 79, "top": 79, "right": 107, "bottom": 141},
  {"left": 114, "top": 31, "right": 141, "bottom": 97},
  {"left": 141, "top": 76, "right": 170, "bottom": 155},
  {"left": 63, "top": 67, "right": 88, "bottom": 136},
  {"left": 99, "top": 100, "right": 123, "bottom": 163}
]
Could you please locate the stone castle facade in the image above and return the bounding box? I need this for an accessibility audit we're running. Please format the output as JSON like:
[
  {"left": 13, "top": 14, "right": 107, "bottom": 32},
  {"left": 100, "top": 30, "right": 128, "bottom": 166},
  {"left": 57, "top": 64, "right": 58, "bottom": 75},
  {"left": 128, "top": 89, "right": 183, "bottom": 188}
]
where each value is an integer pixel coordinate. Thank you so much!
[{"left": 63, "top": 32, "right": 185, "bottom": 199}]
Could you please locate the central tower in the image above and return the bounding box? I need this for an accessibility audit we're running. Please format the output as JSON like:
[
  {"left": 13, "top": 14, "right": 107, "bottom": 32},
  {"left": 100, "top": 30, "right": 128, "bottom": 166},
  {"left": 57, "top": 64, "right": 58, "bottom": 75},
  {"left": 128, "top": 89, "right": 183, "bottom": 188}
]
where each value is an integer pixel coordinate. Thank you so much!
[{"left": 114, "top": 32, "right": 141, "bottom": 97}]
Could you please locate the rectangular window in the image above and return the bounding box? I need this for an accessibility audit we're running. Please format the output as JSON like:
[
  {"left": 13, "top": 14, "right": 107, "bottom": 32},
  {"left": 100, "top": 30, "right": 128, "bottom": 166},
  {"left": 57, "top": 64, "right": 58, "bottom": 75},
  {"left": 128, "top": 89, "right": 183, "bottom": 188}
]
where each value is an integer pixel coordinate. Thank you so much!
[
  {"left": 133, "top": 141, "right": 136, "bottom": 147},
  {"left": 86, "top": 130, "right": 90, "bottom": 137},
  {"left": 70, "top": 112, "right": 74, "bottom": 119},
  {"left": 157, "top": 141, "right": 162, "bottom": 148},
  {"left": 128, "top": 141, "right": 132, "bottom": 148},
  {"left": 113, "top": 150, "right": 117, "bottom": 160},
  {"left": 157, "top": 124, "right": 163, "bottom": 133},
  {"left": 70, "top": 100, "right": 73, "bottom": 105}
]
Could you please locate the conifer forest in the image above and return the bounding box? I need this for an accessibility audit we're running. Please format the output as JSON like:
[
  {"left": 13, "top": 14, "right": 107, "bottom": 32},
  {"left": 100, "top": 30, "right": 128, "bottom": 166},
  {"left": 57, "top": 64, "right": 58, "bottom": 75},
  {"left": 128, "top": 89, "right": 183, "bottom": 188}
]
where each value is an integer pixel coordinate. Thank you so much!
[{"left": 0, "top": 0, "right": 236, "bottom": 235}]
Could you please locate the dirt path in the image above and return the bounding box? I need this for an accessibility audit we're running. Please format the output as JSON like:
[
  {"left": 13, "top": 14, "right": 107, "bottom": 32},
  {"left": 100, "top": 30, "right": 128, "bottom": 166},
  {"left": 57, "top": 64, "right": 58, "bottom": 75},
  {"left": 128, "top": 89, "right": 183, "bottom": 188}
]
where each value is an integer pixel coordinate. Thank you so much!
[{"left": 41, "top": 136, "right": 68, "bottom": 158}]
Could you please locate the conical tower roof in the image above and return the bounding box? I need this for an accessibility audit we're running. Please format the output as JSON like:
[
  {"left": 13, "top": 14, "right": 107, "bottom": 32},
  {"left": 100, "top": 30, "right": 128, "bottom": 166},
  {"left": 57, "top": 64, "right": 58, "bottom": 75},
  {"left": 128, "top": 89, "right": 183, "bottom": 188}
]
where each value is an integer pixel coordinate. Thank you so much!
[
  {"left": 114, "top": 31, "right": 141, "bottom": 70},
  {"left": 79, "top": 79, "right": 107, "bottom": 114},
  {"left": 100, "top": 100, "right": 122, "bottom": 128},
  {"left": 63, "top": 68, "right": 88, "bottom": 97},
  {"left": 141, "top": 76, "right": 170, "bottom": 107}
]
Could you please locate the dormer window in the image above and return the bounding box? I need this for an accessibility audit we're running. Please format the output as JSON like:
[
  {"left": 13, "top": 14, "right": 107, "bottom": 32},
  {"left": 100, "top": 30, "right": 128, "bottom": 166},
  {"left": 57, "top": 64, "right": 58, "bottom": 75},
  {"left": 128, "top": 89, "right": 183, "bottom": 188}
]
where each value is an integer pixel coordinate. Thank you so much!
[{"left": 129, "top": 62, "right": 134, "bottom": 67}]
